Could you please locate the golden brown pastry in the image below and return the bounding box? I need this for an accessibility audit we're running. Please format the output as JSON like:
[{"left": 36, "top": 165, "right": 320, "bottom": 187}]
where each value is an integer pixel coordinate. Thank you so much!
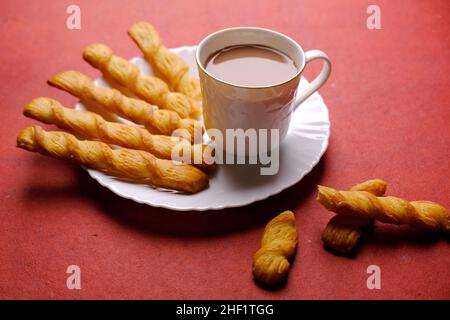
[
  {"left": 82, "top": 43, "right": 199, "bottom": 119},
  {"left": 48, "top": 71, "right": 202, "bottom": 142},
  {"left": 317, "top": 185, "right": 450, "bottom": 232},
  {"left": 350, "top": 179, "right": 387, "bottom": 196},
  {"left": 23, "top": 98, "right": 213, "bottom": 170},
  {"left": 17, "top": 126, "right": 209, "bottom": 193},
  {"left": 252, "top": 210, "right": 298, "bottom": 286},
  {"left": 321, "top": 179, "right": 387, "bottom": 253},
  {"left": 128, "top": 22, "right": 202, "bottom": 102}
]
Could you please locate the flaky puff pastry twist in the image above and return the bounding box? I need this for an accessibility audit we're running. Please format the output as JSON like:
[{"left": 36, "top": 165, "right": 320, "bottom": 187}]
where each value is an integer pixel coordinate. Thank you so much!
[
  {"left": 253, "top": 211, "right": 298, "bottom": 286},
  {"left": 48, "top": 71, "right": 202, "bottom": 143},
  {"left": 83, "top": 43, "right": 198, "bottom": 119},
  {"left": 321, "top": 179, "right": 387, "bottom": 253},
  {"left": 128, "top": 22, "right": 202, "bottom": 103},
  {"left": 317, "top": 185, "right": 450, "bottom": 232},
  {"left": 23, "top": 98, "right": 213, "bottom": 171},
  {"left": 17, "top": 126, "right": 209, "bottom": 193}
]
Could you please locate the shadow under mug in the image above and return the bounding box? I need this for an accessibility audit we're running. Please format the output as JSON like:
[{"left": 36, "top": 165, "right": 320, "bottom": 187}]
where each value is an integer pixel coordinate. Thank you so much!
[{"left": 196, "top": 27, "right": 331, "bottom": 156}]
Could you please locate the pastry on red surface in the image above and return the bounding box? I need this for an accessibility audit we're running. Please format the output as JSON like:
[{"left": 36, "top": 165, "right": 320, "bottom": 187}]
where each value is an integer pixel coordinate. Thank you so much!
[
  {"left": 321, "top": 179, "right": 387, "bottom": 253},
  {"left": 317, "top": 184, "right": 450, "bottom": 232},
  {"left": 253, "top": 210, "right": 298, "bottom": 286}
]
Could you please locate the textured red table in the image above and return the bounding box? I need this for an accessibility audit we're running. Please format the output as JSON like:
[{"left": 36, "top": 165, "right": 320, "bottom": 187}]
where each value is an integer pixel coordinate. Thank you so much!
[{"left": 1, "top": 0, "right": 449, "bottom": 299}]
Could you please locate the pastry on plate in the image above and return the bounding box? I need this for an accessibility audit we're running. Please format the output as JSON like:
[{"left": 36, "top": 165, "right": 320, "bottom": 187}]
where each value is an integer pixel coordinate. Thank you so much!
[
  {"left": 17, "top": 125, "right": 209, "bottom": 193},
  {"left": 83, "top": 43, "right": 198, "bottom": 119},
  {"left": 48, "top": 70, "right": 202, "bottom": 142},
  {"left": 128, "top": 21, "right": 202, "bottom": 102},
  {"left": 23, "top": 97, "right": 214, "bottom": 170}
]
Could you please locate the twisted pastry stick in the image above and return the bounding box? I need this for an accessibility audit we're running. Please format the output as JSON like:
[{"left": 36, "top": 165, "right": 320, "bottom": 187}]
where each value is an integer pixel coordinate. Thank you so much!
[
  {"left": 128, "top": 22, "right": 202, "bottom": 102},
  {"left": 253, "top": 210, "right": 298, "bottom": 286},
  {"left": 23, "top": 98, "right": 213, "bottom": 170},
  {"left": 48, "top": 71, "right": 202, "bottom": 142},
  {"left": 82, "top": 43, "right": 198, "bottom": 119},
  {"left": 17, "top": 126, "right": 209, "bottom": 193},
  {"left": 321, "top": 179, "right": 387, "bottom": 253},
  {"left": 317, "top": 185, "right": 450, "bottom": 232}
]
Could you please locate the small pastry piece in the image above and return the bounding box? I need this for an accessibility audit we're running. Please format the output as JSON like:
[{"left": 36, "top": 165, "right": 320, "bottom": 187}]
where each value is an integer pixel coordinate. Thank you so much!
[
  {"left": 128, "top": 22, "right": 202, "bottom": 102},
  {"left": 23, "top": 98, "right": 213, "bottom": 170},
  {"left": 253, "top": 211, "right": 298, "bottom": 286},
  {"left": 48, "top": 71, "right": 202, "bottom": 142},
  {"left": 321, "top": 179, "right": 387, "bottom": 253},
  {"left": 82, "top": 43, "right": 198, "bottom": 119},
  {"left": 17, "top": 126, "right": 209, "bottom": 193},
  {"left": 317, "top": 185, "right": 450, "bottom": 232},
  {"left": 350, "top": 179, "right": 387, "bottom": 196}
]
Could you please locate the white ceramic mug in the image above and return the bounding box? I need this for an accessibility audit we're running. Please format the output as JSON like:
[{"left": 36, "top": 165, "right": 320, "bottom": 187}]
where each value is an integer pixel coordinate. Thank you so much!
[{"left": 196, "top": 27, "right": 331, "bottom": 155}]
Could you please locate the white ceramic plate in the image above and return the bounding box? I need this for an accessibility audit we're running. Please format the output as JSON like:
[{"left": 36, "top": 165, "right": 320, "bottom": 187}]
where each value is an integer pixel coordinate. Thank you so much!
[{"left": 76, "top": 45, "right": 330, "bottom": 211}]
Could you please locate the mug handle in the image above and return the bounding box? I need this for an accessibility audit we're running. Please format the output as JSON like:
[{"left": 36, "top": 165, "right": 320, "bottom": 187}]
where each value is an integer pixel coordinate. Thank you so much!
[{"left": 293, "top": 50, "right": 331, "bottom": 111}]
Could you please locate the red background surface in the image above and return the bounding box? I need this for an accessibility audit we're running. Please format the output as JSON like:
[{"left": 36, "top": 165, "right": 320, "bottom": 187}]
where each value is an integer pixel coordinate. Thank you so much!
[{"left": 1, "top": 0, "right": 449, "bottom": 299}]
